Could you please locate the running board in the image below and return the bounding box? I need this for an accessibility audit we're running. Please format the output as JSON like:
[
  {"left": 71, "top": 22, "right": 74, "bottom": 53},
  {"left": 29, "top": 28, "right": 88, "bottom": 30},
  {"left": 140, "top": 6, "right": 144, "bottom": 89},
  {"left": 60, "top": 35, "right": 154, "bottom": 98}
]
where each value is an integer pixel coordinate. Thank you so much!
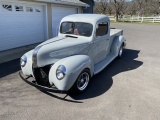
[{"left": 94, "top": 52, "right": 117, "bottom": 75}]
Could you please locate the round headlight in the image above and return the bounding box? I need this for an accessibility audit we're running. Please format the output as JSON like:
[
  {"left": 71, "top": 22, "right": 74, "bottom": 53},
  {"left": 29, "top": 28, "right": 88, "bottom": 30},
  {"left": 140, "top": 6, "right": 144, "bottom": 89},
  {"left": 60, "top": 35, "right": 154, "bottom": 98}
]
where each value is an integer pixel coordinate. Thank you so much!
[
  {"left": 56, "top": 65, "right": 66, "bottom": 80},
  {"left": 20, "top": 55, "right": 27, "bottom": 67}
]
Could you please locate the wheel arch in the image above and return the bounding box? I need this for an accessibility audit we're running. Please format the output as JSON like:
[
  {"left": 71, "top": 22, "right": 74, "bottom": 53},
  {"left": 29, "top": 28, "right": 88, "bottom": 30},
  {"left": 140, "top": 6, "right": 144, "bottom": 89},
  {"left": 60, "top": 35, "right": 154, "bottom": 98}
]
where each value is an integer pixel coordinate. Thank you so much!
[
  {"left": 111, "top": 35, "right": 126, "bottom": 55},
  {"left": 48, "top": 55, "right": 94, "bottom": 91}
]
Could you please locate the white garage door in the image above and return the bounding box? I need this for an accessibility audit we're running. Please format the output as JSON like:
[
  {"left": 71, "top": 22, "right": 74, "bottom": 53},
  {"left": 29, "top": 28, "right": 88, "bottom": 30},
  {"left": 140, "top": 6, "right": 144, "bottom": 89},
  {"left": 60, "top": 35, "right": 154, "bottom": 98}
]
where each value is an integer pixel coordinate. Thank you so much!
[
  {"left": 52, "top": 6, "right": 78, "bottom": 37},
  {"left": 0, "top": 2, "right": 47, "bottom": 51}
]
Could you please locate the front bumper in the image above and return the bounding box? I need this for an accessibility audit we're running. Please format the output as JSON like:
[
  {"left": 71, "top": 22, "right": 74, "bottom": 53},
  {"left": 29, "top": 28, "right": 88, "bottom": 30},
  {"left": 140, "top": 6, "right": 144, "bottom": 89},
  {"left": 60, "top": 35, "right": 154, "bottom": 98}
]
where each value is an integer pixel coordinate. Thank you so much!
[{"left": 19, "top": 71, "right": 67, "bottom": 93}]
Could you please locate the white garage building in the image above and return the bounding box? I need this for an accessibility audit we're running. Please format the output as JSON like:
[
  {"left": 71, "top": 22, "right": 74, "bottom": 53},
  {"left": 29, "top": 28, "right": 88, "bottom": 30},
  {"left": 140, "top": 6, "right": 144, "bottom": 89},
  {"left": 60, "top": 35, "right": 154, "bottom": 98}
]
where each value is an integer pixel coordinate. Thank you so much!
[{"left": 0, "top": 0, "right": 89, "bottom": 51}]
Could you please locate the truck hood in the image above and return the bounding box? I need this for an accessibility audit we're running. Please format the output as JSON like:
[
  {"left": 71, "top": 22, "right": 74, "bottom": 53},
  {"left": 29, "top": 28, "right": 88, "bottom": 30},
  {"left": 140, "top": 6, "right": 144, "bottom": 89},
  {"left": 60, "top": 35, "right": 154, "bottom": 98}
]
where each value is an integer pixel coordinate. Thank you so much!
[{"left": 34, "top": 36, "right": 90, "bottom": 67}]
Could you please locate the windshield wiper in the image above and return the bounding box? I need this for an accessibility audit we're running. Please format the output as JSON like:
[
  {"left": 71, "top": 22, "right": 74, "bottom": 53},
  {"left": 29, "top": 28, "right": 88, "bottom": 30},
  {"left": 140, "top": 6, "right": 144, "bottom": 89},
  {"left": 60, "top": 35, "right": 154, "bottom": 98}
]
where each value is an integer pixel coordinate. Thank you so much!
[{"left": 65, "top": 35, "right": 78, "bottom": 38}]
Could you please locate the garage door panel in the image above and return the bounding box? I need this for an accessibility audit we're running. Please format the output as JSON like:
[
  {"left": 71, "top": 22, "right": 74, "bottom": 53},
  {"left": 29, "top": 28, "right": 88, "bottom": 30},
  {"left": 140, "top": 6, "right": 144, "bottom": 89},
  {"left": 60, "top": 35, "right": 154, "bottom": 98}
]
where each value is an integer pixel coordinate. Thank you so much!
[
  {"left": 52, "top": 6, "right": 78, "bottom": 37},
  {"left": 0, "top": 27, "right": 45, "bottom": 41},
  {"left": 1, "top": 31, "right": 44, "bottom": 41},
  {"left": 0, "top": 3, "right": 46, "bottom": 51},
  {"left": 52, "top": 7, "right": 76, "bottom": 14},
  {"left": 0, "top": 15, "right": 44, "bottom": 28},
  {"left": 0, "top": 27, "right": 44, "bottom": 38},
  {"left": 0, "top": 33, "right": 45, "bottom": 50}
]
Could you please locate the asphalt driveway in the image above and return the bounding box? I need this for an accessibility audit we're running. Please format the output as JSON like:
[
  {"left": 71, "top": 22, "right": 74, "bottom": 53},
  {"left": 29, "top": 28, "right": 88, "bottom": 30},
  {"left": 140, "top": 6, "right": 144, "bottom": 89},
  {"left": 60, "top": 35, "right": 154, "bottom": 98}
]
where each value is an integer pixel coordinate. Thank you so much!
[{"left": 0, "top": 23, "right": 160, "bottom": 120}]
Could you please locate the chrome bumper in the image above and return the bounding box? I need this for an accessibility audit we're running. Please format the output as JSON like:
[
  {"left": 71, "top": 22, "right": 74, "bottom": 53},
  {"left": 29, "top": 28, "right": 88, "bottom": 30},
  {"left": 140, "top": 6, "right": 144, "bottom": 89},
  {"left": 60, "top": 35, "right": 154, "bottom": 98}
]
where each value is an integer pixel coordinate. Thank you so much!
[{"left": 19, "top": 71, "right": 67, "bottom": 93}]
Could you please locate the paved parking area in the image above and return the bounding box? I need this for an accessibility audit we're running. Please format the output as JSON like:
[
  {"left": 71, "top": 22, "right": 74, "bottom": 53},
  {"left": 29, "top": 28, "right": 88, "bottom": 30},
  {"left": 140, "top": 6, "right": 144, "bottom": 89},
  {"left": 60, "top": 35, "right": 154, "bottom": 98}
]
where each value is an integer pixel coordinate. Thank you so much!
[{"left": 0, "top": 23, "right": 160, "bottom": 120}]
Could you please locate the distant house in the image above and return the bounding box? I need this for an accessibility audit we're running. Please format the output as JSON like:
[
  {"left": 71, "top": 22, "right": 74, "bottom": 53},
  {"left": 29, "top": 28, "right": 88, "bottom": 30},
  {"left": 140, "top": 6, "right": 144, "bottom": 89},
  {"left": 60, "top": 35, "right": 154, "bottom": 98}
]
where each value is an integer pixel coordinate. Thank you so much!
[
  {"left": 80, "top": 0, "right": 94, "bottom": 13},
  {"left": 0, "top": 0, "right": 92, "bottom": 51}
]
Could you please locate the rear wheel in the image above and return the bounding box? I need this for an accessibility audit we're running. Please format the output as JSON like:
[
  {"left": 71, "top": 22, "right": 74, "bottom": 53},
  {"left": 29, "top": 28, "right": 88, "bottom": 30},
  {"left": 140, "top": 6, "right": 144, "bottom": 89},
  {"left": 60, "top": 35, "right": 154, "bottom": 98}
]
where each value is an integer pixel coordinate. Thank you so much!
[
  {"left": 70, "top": 69, "right": 91, "bottom": 95},
  {"left": 118, "top": 44, "right": 124, "bottom": 58}
]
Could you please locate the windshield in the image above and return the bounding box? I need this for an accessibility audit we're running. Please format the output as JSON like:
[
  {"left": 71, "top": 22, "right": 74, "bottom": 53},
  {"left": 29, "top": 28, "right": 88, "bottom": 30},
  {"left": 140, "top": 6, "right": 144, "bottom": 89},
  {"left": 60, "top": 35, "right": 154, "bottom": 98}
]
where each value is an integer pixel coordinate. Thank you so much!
[{"left": 60, "top": 22, "right": 93, "bottom": 37}]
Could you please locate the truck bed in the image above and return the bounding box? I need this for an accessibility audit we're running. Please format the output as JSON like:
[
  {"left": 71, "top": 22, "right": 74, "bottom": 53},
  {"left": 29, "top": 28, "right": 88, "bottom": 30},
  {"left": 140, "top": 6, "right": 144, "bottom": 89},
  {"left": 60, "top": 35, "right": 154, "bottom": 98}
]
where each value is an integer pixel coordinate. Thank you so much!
[
  {"left": 109, "top": 29, "right": 123, "bottom": 47},
  {"left": 110, "top": 29, "right": 123, "bottom": 37}
]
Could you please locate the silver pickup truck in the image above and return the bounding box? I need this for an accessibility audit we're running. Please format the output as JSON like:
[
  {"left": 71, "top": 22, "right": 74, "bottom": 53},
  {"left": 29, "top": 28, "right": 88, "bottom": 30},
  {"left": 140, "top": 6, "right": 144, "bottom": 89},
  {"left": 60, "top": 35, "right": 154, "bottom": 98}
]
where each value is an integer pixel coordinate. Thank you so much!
[{"left": 19, "top": 14, "right": 126, "bottom": 94}]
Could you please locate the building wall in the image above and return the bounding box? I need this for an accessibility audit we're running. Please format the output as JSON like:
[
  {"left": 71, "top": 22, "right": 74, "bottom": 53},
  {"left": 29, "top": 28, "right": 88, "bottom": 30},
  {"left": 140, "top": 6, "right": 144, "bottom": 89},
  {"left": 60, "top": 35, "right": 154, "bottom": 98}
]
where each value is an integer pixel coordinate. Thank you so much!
[{"left": 46, "top": 3, "right": 52, "bottom": 38}]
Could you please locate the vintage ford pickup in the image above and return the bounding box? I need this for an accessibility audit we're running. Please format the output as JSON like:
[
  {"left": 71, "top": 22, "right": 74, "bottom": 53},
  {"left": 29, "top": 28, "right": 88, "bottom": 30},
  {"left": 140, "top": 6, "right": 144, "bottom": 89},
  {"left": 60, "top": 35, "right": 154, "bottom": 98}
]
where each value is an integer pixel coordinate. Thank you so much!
[{"left": 19, "top": 14, "right": 126, "bottom": 94}]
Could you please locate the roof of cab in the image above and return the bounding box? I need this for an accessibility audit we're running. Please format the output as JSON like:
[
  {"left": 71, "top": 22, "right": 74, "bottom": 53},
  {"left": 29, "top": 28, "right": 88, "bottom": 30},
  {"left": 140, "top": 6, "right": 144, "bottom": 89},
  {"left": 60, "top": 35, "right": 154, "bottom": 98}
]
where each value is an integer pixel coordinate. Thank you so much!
[{"left": 61, "top": 14, "right": 110, "bottom": 24}]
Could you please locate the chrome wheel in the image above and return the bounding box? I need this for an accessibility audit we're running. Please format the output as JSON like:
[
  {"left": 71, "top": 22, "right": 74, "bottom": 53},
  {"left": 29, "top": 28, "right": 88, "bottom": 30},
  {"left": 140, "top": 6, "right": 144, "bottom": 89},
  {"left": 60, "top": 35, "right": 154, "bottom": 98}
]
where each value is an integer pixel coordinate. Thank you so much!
[
  {"left": 77, "top": 72, "right": 89, "bottom": 91},
  {"left": 70, "top": 69, "right": 91, "bottom": 94}
]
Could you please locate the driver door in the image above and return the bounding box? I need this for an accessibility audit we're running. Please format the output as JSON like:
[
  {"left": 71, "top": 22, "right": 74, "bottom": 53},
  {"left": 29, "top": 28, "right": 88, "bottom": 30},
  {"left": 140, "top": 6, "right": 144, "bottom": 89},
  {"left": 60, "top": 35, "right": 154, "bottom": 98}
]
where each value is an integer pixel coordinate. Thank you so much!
[{"left": 94, "top": 21, "right": 110, "bottom": 64}]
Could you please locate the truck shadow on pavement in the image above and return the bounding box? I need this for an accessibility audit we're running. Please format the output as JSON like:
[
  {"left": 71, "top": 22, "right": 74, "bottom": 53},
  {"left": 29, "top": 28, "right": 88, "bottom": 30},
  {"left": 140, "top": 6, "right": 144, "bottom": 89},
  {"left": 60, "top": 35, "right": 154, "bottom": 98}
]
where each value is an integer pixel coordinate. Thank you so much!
[
  {"left": 69, "top": 49, "right": 143, "bottom": 100},
  {"left": 0, "top": 59, "right": 20, "bottom": 79},
  {"left": 0, "top": 49, "right": 143, "bottom": 102}
]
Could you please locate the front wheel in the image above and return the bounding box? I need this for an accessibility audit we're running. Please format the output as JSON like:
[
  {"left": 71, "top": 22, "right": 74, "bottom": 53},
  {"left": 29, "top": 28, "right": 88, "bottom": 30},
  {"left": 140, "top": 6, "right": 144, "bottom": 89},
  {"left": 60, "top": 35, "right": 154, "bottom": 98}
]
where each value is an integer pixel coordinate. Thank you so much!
[{"left": 70, "top": 69, "right": 91, "bottom": 95}]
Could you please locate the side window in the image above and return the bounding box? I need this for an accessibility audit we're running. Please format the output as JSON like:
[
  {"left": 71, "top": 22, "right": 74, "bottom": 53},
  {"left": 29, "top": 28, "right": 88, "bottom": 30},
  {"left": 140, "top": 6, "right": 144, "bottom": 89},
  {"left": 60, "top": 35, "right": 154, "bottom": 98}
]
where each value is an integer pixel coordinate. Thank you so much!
[{"left": 96, "top": 22, "right": 108, "bottom": 37}]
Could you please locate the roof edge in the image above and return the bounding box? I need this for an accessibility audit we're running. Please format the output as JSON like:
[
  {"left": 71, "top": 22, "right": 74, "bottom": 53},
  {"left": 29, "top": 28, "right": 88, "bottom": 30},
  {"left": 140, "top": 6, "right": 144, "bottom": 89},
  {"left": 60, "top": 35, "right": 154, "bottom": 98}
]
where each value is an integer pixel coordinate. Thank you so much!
[{"left": 35, "top": 0, "right": 89, "bottom": 7}]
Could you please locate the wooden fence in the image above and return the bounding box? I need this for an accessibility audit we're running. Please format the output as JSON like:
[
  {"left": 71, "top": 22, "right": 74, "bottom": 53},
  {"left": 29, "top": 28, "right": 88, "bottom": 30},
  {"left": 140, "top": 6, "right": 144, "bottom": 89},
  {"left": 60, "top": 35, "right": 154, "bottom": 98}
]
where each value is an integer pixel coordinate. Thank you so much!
[{"left": 108, "top": 16, "right": 160, "bottom": 23}]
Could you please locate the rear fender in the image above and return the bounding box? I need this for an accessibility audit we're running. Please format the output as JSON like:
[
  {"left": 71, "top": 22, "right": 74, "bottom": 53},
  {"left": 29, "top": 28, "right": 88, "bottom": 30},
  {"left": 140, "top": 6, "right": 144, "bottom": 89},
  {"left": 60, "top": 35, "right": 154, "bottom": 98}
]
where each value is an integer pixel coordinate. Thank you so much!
[
  {"left": 111, "top": 35, "right": 126, "bottom": 55},
  {"left": 49, "top": 55, "right": 94, "bottom": 91}
]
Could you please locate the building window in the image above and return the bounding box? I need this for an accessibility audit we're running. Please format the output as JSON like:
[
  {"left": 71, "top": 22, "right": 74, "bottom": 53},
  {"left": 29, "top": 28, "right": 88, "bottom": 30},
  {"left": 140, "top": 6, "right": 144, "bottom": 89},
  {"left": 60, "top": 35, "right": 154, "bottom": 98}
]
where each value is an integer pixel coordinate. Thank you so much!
[
  {"left": 15, "top": 5, "right": 23, "bottom": 11},
  {"left": 26, "top": 7, "right": 33, "bottom": 12},
  {"left": 35, "top": 9, "right": 41, "bottom": 12},
  {"left": 96, "top": 22, "right": 108, "bottom": 37},
  {"left": 2, "top": 4, "right": 12, "bottom": 11}
]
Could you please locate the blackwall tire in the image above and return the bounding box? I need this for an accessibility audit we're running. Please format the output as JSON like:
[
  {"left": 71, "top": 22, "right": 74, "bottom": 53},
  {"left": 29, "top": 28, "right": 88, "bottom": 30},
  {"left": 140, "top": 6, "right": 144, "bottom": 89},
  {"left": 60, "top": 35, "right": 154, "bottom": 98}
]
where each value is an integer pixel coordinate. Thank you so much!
[
  {"left": 118, "top": 45, "right": 124, "bottom": 58},
  {"left": 70, "top": 69, "right": 91, "bottom": 95}
]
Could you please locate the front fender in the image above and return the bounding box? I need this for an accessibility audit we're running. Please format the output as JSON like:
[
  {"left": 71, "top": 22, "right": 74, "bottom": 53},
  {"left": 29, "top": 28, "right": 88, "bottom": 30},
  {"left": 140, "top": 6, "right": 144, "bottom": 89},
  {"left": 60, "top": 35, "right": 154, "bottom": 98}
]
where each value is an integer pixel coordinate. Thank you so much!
[
  {"left": 21, "top": 50, "right": 34, "bottom": 77},
  {"left": 49, "top": 55, "right": 94, "bottom": 91}
]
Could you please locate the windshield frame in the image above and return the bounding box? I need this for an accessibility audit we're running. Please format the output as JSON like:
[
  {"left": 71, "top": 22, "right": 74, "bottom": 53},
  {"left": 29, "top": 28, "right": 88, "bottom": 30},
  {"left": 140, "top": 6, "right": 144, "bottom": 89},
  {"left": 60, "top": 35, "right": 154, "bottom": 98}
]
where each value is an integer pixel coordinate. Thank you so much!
[{"left": 60, "top": 21, "right": 93, "bottom": 37}]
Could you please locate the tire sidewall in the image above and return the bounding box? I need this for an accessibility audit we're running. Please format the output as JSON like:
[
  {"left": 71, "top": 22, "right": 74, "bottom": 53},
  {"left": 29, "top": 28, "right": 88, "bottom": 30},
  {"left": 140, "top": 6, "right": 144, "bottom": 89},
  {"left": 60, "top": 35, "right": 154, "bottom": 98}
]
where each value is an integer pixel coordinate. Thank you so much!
[
  {"left": 70, "top": 69, "right": 91, "bottom": 94},
  {"left": 118, "top": 44, "right": 124, "bottom": 58}
]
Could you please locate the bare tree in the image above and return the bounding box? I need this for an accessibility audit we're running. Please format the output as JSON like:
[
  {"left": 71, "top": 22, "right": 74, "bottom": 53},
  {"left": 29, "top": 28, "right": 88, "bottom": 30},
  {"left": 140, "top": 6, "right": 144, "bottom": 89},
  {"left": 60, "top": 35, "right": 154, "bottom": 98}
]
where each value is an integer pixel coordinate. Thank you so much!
[
  {"left": 126, "top": 0, "right": 138, "bottom": 16},
  {"left": 94, "top": 0, "right": 160, "bottom": 21},
  {"left": 106, "top": 2, "right": 113, "bottom": 15},
  {"left": 94, "top": 0, "right": 109, "bottom": 14},
  {"left": 134, "top": 0, "right": 160, "bottom": 16},
  {"left": 113, "top": 0, "right": 126, "bottom": 21}
]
